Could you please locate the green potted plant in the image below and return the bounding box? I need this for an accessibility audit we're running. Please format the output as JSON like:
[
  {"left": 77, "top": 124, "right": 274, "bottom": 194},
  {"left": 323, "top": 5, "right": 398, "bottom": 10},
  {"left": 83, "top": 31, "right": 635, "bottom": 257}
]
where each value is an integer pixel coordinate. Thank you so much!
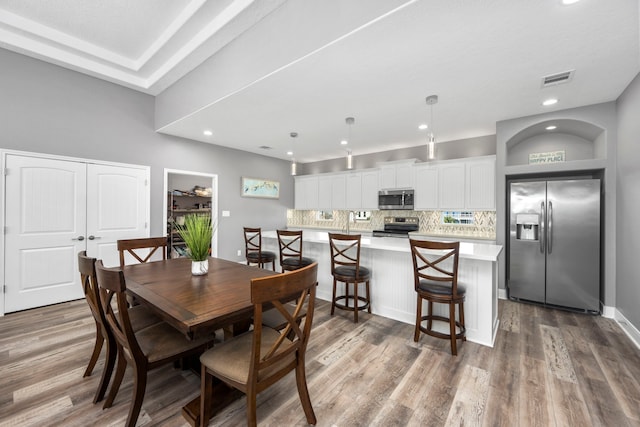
[{"left": 176, "top": 213, "right": 213, "bottom": 275}]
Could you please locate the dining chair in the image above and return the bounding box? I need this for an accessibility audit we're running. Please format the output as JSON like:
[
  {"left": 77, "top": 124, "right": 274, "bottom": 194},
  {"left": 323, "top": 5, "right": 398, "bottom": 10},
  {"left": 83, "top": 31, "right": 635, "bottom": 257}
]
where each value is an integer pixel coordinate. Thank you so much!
[
  {"left": 261, "top": 230, "right": 314, "bottom": 331},
  {"left": 117, "top": 237, "right": 168, "bottom": 267},
  {"left": 277, "top": 229, "right": 315, "bottom": 272},
  {"left": 243, "top": 227, "right": 276, "bottom": 270},
  {"left": 77, "top": 251, "right": 161, "bottom": 404},
  {"left": 410, "top": 239, "right": 466, "bottom": 355},
  {"left": 328, "top": 233, "right": 371, "bottom": 323},
  {"left": 198, "top": 262, "right": 319, "bottom": 427},
  {"left": 95, "top": 260, "right": 212, "bottom": 427}
]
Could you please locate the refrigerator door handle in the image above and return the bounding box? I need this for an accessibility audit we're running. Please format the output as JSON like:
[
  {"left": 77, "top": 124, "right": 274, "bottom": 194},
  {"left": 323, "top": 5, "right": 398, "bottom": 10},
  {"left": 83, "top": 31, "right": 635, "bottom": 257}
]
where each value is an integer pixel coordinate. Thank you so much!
[
  {"left": 540, "top": 201, "right": 545, "bottom": 253},
  {"left": 548, "top": 201, "right": 553, "bottom": 254}
]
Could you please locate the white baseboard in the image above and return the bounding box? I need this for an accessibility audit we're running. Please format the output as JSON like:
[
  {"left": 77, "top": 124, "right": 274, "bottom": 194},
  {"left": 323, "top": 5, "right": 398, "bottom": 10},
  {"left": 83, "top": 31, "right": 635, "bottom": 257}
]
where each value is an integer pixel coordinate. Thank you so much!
[
  {"left": 601, "top": 304, "right": 615, "bottom": 318},
  {"left": 498, "top": 288, "right": 507, "bottom": 300},
  {"left": 614, "top": 309, "right": 640, "bottom": 350}
]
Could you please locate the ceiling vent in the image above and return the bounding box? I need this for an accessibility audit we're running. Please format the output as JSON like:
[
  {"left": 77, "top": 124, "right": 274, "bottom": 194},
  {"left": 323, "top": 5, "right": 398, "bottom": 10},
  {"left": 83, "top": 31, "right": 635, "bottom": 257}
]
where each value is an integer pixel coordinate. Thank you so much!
[
  {"left": 259, "top": 145, "right": 272, "bottom": 150},
  {"left": 541, "top": 70, "right": 574, "bottom": 87}
]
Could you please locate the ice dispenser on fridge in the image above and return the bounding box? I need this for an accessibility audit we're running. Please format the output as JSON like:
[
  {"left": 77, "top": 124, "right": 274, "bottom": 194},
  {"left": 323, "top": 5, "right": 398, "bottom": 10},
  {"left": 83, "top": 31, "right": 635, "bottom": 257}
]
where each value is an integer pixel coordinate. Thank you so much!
[{"left": 515, "top": 213, "right": 539, "bottom": 241}]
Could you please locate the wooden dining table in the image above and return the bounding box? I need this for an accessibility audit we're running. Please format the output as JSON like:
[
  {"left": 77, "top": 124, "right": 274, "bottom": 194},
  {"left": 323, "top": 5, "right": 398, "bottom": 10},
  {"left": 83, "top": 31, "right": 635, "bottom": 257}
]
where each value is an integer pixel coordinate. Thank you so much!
[{"left": 122, "top": 256, "right": 277, "bottom": 426}]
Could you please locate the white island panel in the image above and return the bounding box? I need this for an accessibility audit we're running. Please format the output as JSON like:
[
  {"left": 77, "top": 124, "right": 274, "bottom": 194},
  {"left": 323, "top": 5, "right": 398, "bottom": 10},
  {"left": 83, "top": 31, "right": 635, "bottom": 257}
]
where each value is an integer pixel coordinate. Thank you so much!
[{"left": 262, "top": 230, "right": 502, "bottom": 347}]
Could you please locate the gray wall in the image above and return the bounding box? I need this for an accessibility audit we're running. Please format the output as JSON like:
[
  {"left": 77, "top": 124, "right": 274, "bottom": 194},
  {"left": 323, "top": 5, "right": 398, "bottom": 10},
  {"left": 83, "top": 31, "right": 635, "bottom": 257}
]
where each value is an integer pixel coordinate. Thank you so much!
[
  {"left": 0, "top": 48, "right": 293, "bottom": 262},
  {"left": 616, "top": 71, "right": 640, "bottom": 331},
  {"left": 301, "top": 134, "right": 496, "bottom": 174}
]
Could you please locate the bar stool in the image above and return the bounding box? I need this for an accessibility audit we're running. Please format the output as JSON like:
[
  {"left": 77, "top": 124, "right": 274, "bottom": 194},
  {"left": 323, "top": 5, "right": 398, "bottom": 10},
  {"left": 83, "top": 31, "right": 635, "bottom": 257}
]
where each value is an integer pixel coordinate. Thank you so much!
[
  {"left": 243, "top": 227, "right": 276, "bottom": 270},
  {"left": 277, "top": 229, "right": 315, "bottom": 272},
  {"left": 328, "top": 233, "right": 371, "bottom": 323},
  {"left": 410, "top": 239, "right": 466, "bottom": 355}
]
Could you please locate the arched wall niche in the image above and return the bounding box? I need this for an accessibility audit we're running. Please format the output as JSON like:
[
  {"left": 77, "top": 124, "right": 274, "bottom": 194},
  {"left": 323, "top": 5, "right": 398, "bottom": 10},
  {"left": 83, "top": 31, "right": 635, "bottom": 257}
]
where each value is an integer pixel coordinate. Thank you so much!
[{"left": 505, "top": 119, "right": 605, "bottom": 167}]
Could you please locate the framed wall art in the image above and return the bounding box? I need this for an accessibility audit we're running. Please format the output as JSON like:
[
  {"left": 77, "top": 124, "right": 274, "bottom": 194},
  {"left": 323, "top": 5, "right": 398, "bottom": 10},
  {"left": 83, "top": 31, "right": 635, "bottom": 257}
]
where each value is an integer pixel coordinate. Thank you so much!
[{"left": 241, "top": 177, "right": 280, "bottom": 199}]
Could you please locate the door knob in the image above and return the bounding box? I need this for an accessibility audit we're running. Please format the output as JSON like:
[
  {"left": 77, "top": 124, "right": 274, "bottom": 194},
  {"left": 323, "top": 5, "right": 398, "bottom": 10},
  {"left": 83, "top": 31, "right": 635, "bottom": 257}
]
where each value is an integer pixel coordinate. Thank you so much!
[
  {"left": 87, "top": 235, "right": 101, "bottom": 240},
  {"left": 72, "top": 236, "right": 85, "bottom": 241}
]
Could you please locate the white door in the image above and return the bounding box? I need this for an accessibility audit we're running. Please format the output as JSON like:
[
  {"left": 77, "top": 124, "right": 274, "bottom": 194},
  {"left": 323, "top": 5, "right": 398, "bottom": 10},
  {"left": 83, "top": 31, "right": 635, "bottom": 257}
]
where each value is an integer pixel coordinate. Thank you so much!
[
  {"left": 4, "top": 155, "right": 150, "bottom": 313},
  {"left": 87, "top": 163, "right": 149, "bottom": 267},
  {"left": 5, "top": 155, "right": 87, "bottom": 312}
]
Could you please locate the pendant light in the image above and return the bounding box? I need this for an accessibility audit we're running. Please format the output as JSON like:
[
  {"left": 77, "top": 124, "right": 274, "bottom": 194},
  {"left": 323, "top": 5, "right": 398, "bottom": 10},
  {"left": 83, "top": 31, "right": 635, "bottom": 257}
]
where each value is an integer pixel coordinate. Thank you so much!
[
  {"left": 345, "top": 117, "right": 355, "bottom": 169},
  {"left": 425, "top": 95, "right": 438, "bottom": 160},
  {"left": 289, "top": 132, "right": 298, "bottom": 176}
]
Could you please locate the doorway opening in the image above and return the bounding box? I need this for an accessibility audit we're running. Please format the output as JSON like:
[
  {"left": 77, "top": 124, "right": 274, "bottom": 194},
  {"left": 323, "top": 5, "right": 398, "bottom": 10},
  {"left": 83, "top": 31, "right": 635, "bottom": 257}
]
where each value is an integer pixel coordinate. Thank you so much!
[{"left": 163, "top": 169, "right": 218, "bottom": 258}]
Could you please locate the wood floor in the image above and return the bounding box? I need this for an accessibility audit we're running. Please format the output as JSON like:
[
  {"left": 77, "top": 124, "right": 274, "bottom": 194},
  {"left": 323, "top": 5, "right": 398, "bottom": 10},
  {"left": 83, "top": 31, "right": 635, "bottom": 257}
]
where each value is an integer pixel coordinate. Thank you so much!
[{"left": 0, "top": 298, "right": 639, "bottom": 426}]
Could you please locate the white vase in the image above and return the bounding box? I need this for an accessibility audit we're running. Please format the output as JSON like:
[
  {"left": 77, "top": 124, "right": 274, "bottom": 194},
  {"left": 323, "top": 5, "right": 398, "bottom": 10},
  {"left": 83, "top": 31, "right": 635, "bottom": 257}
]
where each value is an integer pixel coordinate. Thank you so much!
[{"left": 191, "top": 260, "right": 208, "bottom": 275}]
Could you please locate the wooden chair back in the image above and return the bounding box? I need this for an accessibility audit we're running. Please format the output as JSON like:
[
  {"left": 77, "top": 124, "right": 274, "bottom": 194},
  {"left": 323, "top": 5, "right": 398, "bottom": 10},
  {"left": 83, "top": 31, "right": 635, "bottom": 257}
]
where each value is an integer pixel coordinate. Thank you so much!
[
  {"left": 277, "top": 229, "right": 304, "bottom": 264},
  {"left": 117, "top": 237, "right": 167, "bottom": 267},
  {"left": 410, "top": 239, "right": 461, "bottom": 297},
  {"left": 78, "top": 251, "right": 106, "bottom": 333},
  {"left": 251, "top": 263, "right": 318, "bottom": 379},
  {"left": 328, "top": 233, "right": 364, "bottom": 277},
  {"left": 95, "top": 260, "right": 144, "bottom": 362},
  {"left": 243, "top": 227, "right": 264, "bottom": 258}
]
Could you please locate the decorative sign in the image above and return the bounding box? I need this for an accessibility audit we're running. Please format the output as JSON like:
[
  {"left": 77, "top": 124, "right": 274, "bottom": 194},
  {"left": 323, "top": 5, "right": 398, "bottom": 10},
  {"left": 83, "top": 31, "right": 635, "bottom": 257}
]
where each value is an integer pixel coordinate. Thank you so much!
[
  {"left": 528, "top": 150, "right": 565, "bottom": 164},
  {"left": 241, "top": 177, "right": 280, "bottom": 198}
]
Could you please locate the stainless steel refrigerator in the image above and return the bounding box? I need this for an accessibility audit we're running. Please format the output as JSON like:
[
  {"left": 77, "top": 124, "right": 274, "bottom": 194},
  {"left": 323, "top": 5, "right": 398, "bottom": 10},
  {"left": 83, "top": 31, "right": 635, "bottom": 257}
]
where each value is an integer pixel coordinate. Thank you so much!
[{"left": 507, "top": 178, "right": 601, "bottom": 312}]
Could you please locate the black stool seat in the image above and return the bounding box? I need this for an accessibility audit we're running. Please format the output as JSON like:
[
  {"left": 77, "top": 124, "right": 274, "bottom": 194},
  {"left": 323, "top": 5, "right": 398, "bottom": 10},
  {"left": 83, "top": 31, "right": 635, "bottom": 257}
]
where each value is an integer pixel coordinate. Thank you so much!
[
  {"left": 246, "top": 251, "right": 276, "bottom": 262},
  {"left": 333, "top": 265, "right": 371, "bottom": 281},
  {"left": 282, "top": 256, "right": 315, "bottom": 270},
  {"left": 417, "top": 279, "right": 466, "bottom": 296}
]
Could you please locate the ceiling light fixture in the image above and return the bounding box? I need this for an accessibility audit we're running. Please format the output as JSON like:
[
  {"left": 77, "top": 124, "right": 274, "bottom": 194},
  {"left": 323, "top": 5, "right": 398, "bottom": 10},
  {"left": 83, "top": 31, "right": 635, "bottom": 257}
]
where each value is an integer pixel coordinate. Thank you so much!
[
  {"left": 542, "top": 98, "right": 558, "bottom": 106},
  {"left": 418, "top": 124, "right": 428, "bottom": 130},
  {"left": 289, "top": 132, "right": 298, "bottom": 176},
  {"left": 345, "top": 117, "right": 355, "bottom": 169},
  {"left": 546, "top": 125, "right": 557, "bottom": 130},
  {"left": 561, "top": 0, "right": 580, "bottom": 5},
  {"left": 203, "top": 130, "right": 213, "bottom": 136},
  {"left": 425, "top": 95, "right": 438, "bottom": 160}
]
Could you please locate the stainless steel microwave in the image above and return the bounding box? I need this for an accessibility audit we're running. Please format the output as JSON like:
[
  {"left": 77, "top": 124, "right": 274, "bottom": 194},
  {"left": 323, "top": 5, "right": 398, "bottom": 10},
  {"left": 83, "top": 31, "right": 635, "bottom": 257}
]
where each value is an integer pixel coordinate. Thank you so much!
[{"left": 378, "top": 189, "right": 414, "bottom": 210}]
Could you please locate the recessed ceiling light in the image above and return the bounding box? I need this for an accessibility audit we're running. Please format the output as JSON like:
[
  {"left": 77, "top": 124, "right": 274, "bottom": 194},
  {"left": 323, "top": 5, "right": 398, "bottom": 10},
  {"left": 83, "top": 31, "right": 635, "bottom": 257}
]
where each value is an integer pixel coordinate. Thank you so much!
[
  {"left": 203, "top": 130, "right": 213, "bottom": 136},
  {"left": 542, "top": 98, "right": 558, "bottom": 106},
  {"left": 562, "top": 0, "right": 580, "bottom": 5},
  {"left": 286, "top": 151, "right": 293, "bottom": 156},
  {"left": 340, "top": 139, "right": 348, "bottom": 145},
  {"left": 418, "top": 124, "right": 428, "bottom": 130},
  {"left": 546, "top": 125, "right": 557, "bottom": 130}
]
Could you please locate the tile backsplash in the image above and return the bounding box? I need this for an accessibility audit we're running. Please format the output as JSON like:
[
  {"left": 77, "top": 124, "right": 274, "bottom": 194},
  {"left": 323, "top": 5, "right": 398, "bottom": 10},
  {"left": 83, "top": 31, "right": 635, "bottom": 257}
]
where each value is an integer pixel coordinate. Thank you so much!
[{"left": 287, "top": 209, "right": 496, "bottom": 240}]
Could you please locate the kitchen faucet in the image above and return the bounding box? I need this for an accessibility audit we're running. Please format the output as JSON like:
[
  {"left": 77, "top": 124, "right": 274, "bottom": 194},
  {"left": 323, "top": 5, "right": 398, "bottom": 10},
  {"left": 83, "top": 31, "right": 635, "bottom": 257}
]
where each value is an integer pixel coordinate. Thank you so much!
[{"left": 344, "top": 211, "right": 355, "bottom": 234}]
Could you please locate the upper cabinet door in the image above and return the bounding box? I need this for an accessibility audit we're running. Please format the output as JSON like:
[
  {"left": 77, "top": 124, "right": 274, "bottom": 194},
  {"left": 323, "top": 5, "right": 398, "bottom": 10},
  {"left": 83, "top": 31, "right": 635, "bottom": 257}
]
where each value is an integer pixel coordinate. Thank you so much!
[
  {"left": 438, "top": 162, "right": 466, "bottom": 209},
  {"left": 465, "top": 157, "right": 496, "bottom": 209},
  {"left": 361, "top": 170, "right": 379, "bottom": 209},
  {"left": 414, "top": 164, "right": 438, "bottom": 209},
  {"left": 331, "top": 174, "right": 347, "bottom": 209},
  {"left": 379, "top": 165, "right": 396, "bottom": 189},
  {"left": 345, "top": 172, "right": 362, "bottom": 210}
]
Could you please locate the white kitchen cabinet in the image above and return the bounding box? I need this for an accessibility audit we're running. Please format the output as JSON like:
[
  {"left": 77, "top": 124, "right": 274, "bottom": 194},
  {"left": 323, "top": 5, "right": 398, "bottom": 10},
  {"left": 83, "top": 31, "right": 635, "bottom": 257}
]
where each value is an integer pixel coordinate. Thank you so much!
[
  {"left": 378, "top": 159, "right": 417, "bottom": 189},
  {"left": 345, "top": 169, "right": 379, "bottom": 210},
  {"left": 331, "top": 174, "right": 346, "bottom": 209},
  {"left": 438, "top": 161, "right": 466, "bottom": 209},
  {"left": 361, "top": 169, "right": 380, "bottom": 209},
  {"left": 294, "top": 175, "right": 318, "bottom": 209},
  {"left": 317, "top": 173, "right": 346, "bottom": 209},
  {"left": 465, "top": 156, "right": 496, "bottom": 209},
  {"left": 317, "top": 175, "right": 332, "bottom": 209},
  {"left": 414, "top": 163, "right": 439, "bottom": 209}
]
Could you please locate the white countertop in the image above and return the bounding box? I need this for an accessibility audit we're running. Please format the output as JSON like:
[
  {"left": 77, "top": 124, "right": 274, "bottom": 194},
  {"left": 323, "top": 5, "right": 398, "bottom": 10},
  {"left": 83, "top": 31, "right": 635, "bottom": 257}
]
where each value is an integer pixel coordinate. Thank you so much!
[{"left": 263, "top": 230, "right": 502, "bottom": 262}]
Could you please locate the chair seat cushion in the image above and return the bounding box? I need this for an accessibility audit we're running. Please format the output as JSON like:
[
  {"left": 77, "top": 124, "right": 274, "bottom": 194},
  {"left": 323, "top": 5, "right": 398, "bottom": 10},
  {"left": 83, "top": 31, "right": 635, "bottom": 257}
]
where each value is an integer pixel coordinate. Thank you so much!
[
  {"left": 418, "top": 279, "right": 466, "bottom": 296},
  {"left": 246, "top": 251, "right": 276, "bottom": 262},
  {"left": 282, "top": 256, "right": 314, "bottom": 269},
  {"left": 333, "top": 265, "right": 370, "bottom": 280},
  {"left": 136, "top": 322, "right": 211, "bottom": 364},
  {"left": 200, "top": 328, "right": 294, "bottom": 384}
]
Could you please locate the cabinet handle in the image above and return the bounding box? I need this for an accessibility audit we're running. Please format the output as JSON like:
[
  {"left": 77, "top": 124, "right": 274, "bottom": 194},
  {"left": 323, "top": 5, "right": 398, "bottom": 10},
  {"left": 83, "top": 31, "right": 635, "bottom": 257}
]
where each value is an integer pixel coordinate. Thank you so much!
[
  {"left": 72, "top": 236, "right": 85, "bottom": 241},
  {"left": 88, "top": 235, "right": 101, "bottom": 240}
]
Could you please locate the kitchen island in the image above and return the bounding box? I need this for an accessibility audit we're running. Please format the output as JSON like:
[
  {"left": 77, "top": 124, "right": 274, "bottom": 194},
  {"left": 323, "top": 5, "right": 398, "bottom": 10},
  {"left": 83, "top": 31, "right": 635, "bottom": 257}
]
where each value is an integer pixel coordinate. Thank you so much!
[{"left": 262, "top": 230, "right": 503, "bottom": 347}]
